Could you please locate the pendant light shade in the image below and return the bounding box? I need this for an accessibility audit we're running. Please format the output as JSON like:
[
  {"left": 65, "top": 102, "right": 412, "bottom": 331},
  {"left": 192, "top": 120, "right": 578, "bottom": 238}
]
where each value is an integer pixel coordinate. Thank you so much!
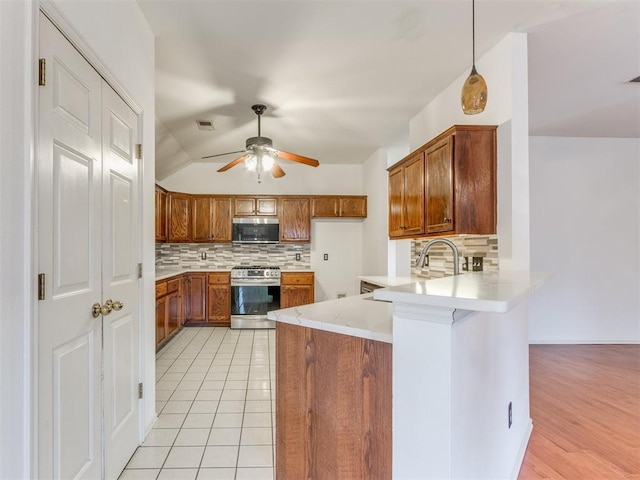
[{"left": 461, "top": 0, "right": 487, "bottom": 115}]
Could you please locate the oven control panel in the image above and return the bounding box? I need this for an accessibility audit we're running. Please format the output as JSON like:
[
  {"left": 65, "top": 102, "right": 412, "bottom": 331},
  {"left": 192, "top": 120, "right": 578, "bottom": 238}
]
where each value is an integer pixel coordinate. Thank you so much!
[{"left": 231, "top": 266, "right": 281, "bottom": 279}]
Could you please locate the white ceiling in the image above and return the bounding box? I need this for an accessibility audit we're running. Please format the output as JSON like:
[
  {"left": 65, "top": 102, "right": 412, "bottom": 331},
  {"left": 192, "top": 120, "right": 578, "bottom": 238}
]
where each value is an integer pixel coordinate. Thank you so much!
[{"left": 137, "top": 1, "right": 640, "bottom": 180}]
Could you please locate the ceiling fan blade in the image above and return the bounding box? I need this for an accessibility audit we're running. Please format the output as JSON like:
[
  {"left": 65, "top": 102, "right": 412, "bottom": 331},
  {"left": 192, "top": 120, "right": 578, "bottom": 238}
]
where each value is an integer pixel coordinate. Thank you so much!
[
  {"left": 217, "top": 155, "right": 248, "bottom": 172},
  {"left": 275, "top": 150, "right": 320, "bottom": 167},
  {"left": 271, "top": 161, "right": 286, "bottom": 178},
  {"left": 201, "top": 149, "right": 247, "bottom": 160}
]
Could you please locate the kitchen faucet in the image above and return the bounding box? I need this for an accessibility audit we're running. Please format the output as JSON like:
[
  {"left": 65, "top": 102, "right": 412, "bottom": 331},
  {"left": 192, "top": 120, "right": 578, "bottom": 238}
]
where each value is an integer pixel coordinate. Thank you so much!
[{"left": 415, "top": 238, "right": 460, "bottom": 275}]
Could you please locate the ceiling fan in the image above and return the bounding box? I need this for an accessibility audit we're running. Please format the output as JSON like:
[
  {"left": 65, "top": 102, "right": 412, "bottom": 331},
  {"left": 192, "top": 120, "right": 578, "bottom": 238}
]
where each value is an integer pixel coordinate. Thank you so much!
[{"left": 201, "top": 104, "right": 320, "bottom": 180}]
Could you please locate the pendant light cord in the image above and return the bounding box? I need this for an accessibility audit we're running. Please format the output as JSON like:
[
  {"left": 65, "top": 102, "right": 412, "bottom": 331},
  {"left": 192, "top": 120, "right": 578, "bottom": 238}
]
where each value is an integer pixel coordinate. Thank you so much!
[{"left": 472, "top": 0, "right": 476, "bottom": 67}]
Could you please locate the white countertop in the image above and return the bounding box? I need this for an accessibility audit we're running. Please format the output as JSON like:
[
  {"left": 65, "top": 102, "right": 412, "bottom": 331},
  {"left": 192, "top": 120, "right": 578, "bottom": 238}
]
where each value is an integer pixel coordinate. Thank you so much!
[
  {"left": 373, "top": 271, "right": 550, "bottom": 313},
  {"left": 155, "top": 267, "right": 312, "bottom": 281},
  {"left": 268, "top": 293, "right": 393, "bottom": 343},
  {"left": 269, "top": 271, "right": 549, "bottom": 341},
  {"left": 358, "top": 275, "right": 421, "bottom": 288}
]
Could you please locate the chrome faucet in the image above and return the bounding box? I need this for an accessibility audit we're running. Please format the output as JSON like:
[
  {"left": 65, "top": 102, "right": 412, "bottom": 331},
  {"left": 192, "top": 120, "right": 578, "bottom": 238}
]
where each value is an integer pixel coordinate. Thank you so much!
[{"left": 415, "top": 238, "right": 460, "bottom": 275}]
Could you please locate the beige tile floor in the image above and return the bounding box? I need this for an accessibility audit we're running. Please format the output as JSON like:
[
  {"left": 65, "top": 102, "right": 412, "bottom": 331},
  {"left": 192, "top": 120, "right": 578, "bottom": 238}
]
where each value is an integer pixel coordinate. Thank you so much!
[{"left": 118, "top": 327, "right": 276, "bottom": 480}]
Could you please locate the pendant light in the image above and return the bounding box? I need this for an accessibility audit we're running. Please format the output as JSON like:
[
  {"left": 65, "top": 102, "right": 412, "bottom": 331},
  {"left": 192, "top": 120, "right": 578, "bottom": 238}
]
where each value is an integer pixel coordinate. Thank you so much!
[{"left": 461, "top": 0, "right": 487, "bottom": 115}]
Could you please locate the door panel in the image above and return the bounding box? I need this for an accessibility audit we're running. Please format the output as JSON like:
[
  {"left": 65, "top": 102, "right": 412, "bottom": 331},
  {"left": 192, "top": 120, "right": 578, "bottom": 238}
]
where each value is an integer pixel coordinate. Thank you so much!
[
  {"left": 38, "top": 13, "right": 103, "bottom": 480},
  {"left": 102, "top": 85, "right": 140, "bottom": 480}
]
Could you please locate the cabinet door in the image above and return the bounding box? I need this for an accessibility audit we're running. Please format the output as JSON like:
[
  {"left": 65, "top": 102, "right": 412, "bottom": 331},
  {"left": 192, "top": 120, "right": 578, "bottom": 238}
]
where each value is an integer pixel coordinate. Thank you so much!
[
  {"left": 234, "top": 197, "right": 256, "bottom": 216},
  {"left": 256, "top": 198, "right": 277, "bottom": 215},
  {"left": 312, "top": 197, "right": 340, "bottom": 217},
  {"left": 280, "top": 198, "right": 311, "bottom": 242},
  {"left": 168, "top": 193, "right": 192, "bottom": 242},
  {"left": 208, "top": 284, "right": 230, "bottom": 325},
  {"left": 192, "top": 196, "right": 213, "bottom": 241},
  {"left": 167, "top": 291, "right": 180, "bottom": 336},
  {"left": 156, "top": 296, "right": 167, "bottom": 347},
  {"left": 186, "top": 273, "right": 206, "bottom": 322},
  {"left": 155, "top": 186, "right": 167, "bottom": 241},
  {"left": 212, "top": 197, "right": 232, "bottom": 242},
  {"left": 388, "top": 167, "right": 405, "bottom": 237},
  {"left": 402, "top": 153, "right": 426, "bottom": 236},
  {"left": 340, "top": 197, "right": 367, "bottom": 217},
  {"left": 425, "top": 136, "right": 454, "bottom": 234},
  {"left": 281, "top": 285, "right": 314, "bottom": 308}
]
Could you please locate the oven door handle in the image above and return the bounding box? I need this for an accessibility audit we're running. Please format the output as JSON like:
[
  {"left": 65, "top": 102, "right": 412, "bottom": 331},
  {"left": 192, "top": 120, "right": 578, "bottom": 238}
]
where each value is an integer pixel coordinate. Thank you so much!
[{"left": 231, "top": 279, "right": 281, "bottom": 287}]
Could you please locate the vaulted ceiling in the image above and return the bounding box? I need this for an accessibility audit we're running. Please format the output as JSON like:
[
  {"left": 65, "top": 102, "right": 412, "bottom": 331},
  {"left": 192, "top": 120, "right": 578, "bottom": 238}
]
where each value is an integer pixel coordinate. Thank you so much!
[{"left": 136, "top": 1, "right": 640, "bottom": 180}]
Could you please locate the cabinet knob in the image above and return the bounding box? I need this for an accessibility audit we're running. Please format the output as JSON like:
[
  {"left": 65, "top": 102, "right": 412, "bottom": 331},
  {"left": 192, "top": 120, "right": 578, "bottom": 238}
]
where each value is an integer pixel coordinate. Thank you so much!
[{"left": 443, "top": 217, "right": 451, "bottom": 223}]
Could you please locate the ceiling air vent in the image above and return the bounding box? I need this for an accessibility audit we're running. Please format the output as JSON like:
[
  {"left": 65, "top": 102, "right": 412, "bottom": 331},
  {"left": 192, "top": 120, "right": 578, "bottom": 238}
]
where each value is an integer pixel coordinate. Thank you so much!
[
  {"left": 629, "top": 76, "right": 640, "bottom": 83},
  {"left": 196, "top": 119, "right": 215, "bottom": 131}
]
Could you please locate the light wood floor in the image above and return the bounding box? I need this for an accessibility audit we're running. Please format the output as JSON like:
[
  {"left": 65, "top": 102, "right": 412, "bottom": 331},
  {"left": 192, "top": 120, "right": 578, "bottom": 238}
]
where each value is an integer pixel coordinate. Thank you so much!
[{"left": 519, "top": 345, "right": 640, "bottom": 479}]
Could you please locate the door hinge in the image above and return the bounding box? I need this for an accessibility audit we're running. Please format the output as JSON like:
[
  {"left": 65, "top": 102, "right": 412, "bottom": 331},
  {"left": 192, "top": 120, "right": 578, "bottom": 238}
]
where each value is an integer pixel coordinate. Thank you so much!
[
  {"left": 38, "top": 58, "right": 46, "bottom": 86},
  {"left": 38, "top": 273, "right": 45, "bottom": 300},
  {"left": 138, "top": 263, "right": 143, "bottom": 279},
  {"left": 138, "top": 382, "right": 144, "bottom": 399},
  {"left": 135, "top": 144, "right": 142, "bottom": 160}
]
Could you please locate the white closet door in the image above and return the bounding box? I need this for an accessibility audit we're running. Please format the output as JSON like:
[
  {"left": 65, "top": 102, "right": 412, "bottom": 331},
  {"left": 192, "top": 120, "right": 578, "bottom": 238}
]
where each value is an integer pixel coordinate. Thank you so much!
[
  {"left": 101, "top": 84, "right": 140, "bottom": 480},
  {"left": 38, "top": 13, "right": 103, "bottom": 480},
  {"left": 38, "top": 12, "right": 142, "bottom": 480}
]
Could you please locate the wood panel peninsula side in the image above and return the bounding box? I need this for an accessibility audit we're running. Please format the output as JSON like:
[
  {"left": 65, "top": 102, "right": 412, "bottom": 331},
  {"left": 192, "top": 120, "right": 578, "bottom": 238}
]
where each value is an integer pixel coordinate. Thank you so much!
[{"left": 268, "top": 271, "right": 549, "bottom": 479}]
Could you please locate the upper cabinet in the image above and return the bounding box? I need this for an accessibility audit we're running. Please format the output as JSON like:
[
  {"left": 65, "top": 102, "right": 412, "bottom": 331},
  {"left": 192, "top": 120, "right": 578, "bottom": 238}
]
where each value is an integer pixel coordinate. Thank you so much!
[
  {"left": 388, "top": 125, "right": 496, "bottom": 239},
  {"left": 234, "top": 197, "right": 277, "bottom": 216},
  {"left": 192, "top": 196, "right": 231, "bottom": 242},
  {"left": 388, "top": 152, "right": 425, "bottom": 238},
  {"left": 155, "top": 186, "right": 168, "bottom": 242},
  {"left": 280, "top": 197, "right": 311, "bottom": 243},
  {"left": 157, "top": 190, "right": 366, "bottom": 244},
  {"left": 168, "top": 192, "right": 191, "bottom": 242},
  {"left": 311, "top": 196, "right": 367, "bottom": 218}
]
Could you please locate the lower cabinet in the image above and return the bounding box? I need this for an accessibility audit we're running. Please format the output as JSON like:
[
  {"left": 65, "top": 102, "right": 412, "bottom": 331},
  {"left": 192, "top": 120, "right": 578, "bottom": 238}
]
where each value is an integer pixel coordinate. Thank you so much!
[
  {"left": 281, "top": 272, "right": 315, "bottom": 308},
  {"left": 207, "top": 272, "right": 231, "bottom": 326},
  {"left": 186, "top": 273, "right": 207, "bottom": 322},
  {"left": 156, "top": 276, "right": 183, "bottom": 350}
]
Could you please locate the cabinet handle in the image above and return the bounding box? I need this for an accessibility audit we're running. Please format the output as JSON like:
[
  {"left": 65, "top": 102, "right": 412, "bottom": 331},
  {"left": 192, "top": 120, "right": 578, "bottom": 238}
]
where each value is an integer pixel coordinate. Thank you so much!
[{"left": 443, "top": 217, "right": 451, "bottom": 223}]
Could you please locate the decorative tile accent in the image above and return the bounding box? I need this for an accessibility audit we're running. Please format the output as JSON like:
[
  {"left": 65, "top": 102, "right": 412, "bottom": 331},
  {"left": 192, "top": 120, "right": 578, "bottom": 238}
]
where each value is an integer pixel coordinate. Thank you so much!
[
  {"left": 156, "top": 243, "right": 310, "bottom": 269},
  {"left": 412, "top": 235, "right": 499, "bottom": 278}
]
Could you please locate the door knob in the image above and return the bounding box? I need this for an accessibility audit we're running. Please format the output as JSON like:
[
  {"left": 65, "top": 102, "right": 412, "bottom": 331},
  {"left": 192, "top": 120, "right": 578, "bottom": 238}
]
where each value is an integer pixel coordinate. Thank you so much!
[
  {"left": 92, "top": 302, "right": 113, "bottom": 318},
  {"left": 105, "top": 299, "right": 124, "bottom": 311}
]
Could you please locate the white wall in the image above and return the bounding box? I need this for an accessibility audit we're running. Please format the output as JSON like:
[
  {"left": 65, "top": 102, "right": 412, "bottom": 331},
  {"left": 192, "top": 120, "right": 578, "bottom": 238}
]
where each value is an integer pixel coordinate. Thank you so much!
[
  {"left": 529, "top": 136, "right": 640, "bottom": 343},
  {"left": 401, "top": 32, "right": 530, "bottom": 274},
  {"left": 159, "top": 161, "right": 363, "bottom": 195},
  {"left": 0, "top": 2, "right": 34, "bottom": 478},
  {"left": 0, "top": 2, "right": 155, "bottom": 476},
  {"left": 361, "top": 149, "right": 389, "bottom": 276}
]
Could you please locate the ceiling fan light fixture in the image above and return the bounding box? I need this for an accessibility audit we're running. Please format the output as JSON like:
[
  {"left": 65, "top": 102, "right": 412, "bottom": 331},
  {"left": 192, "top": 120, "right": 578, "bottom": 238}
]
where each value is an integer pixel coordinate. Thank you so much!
[
  {"left": 245, "top": 155, "right": 258, "bottom": 172},
  {"left": 461, "top": 0, "right": 487, "bottom": 115},
  {"left": 261, "top": 153, "right": 274, "bottom": 171}
]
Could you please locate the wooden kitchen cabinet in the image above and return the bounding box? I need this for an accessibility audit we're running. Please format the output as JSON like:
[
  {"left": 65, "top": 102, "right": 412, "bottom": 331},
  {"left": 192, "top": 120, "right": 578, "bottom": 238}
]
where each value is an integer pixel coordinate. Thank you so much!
[
  {"left": 186, "top": 272, "right": 206, "bottom": 323},
  {"left": 156, "top": 275, "right": 184, "bottom": 350},
  {"left": 234, "top": 197, "right": 277, "bottom": 216},
  {"left": 168, "top": 192, "right": 192, "bottom": 242},
  {"left": 425, "top": 135, "right": 454, "bottom": 234},
  {"left": 311, "top": 196, "right": 367, "bottom": 218},
  {"left": 429, "top": 125, "right": 496, "bottom": 236},
  {"left": 192, "top": 196, "right": 232, "bottom": 242},
  {"left": 207, "top": 272, "right": 231, "bottom": 326},
  {"left": 388, "top": 152, "right": 425, "bottom": 238},
  {"left": 281, "top": 272, "right": 314, "bottom": 308},
  {"left": 279, "top": 197, "right": 311, "bottom": 243},
  {"left": 387, "top": 125, "right": 496, "bottom": 239},
  {"left": 155, "top": 185, "right": 168, "bottom": 242}
]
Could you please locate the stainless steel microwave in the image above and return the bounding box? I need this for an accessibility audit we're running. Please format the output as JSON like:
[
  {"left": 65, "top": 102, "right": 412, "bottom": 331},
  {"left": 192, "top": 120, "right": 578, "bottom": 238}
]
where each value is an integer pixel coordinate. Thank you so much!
[{"left": 232, "top": 217, "right": 279, "bottom": 243}]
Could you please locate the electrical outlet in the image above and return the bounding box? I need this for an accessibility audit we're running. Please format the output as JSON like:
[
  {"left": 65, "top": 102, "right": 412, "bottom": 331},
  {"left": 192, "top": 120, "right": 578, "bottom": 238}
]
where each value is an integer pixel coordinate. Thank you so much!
[
  {"left": 462, "top": 257, "right": 469, "bottom": 271},
  {"left": 337, "top": 292, "right": 346, "bottom": 299},
  {"left": 508, "top": 401, "right": 513, "bottom": 428},
  {"left": 472, "top": 257, "right": 483, "bottom": 272},
  {"left": 323, "top": 253, "right": 328, "bottom": 261},
  {"left": 295, "top": 253, "right": 301, "bottom": 261},
  {"left": 200, "top": 251, "right": 207, "bottom": 260}
]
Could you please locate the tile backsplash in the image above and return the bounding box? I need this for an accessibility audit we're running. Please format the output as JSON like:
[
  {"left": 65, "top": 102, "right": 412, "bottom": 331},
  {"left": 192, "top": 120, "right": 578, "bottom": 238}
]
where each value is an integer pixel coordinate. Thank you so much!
[
  {"left": 412, "top": 235, "right": 498, "bottom": 278},
  {"left": 156, "top": 243, "right": 311, "bottom": 270}
]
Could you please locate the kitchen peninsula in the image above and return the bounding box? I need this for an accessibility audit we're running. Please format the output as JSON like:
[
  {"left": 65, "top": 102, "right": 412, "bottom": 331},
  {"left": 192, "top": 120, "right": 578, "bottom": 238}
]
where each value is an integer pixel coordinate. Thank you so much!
[{"left": 269, "top": 271, "right": 548, "bottom": 479}]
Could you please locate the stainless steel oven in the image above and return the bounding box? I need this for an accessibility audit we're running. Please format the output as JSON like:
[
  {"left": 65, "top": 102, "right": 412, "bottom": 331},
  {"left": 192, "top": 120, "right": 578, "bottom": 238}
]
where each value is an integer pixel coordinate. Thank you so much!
[{"left": 230, "top": 266, "right": 280, "bottom": 329}]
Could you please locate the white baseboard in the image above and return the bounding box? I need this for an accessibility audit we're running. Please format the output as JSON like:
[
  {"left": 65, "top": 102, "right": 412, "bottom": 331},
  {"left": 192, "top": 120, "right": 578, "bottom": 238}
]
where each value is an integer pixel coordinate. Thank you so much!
[
  {"left": 510, "top": 418, "right": 533, "bottom": 480},
  {"left": 529, "top": 340, "right": 640, "bottom": 345}
]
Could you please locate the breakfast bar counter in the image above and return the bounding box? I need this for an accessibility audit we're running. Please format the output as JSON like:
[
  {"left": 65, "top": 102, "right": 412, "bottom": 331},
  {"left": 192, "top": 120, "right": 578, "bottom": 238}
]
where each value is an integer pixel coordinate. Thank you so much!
[{"left": 268, "top": 270, "right": 548, "bottom": 480}]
